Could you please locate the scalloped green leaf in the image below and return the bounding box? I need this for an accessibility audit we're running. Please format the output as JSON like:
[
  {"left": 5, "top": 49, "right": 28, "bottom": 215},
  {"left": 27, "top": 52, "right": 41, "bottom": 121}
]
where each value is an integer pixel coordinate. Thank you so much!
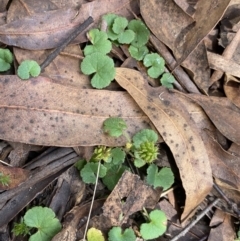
[
  {"left": 80, "top": 52, "right": 115, "bottom": 89},
  {"left": 128, "top": 20, "right": 150, "bottom": 47},
  {"left": 23, "top": 206, "right": 61, "bottom": 241},
  {"left": 128, "top": 45, "right": 149, "bottom": 61},
  {"left": 87, "top": 227, "right": 105, "bottom": 241},
  {"left": 80, "top": 162, "right": 107, "bottom": 184},
  {"left": 108, "top": 227, "right": 136, "bottom": 241},
  {"left": 160, "top": 73, "right": 175, "bottom": 89},
  {"left": 143, "top": 53, "right": 165, "bottom": 78},
  {"left": 17, "top": 60, "right": 41, "bottom": 80},
  {"left": 103, "top": 117, "right": 127, "bottom": 137},
  {"left": 140, "top": 210, "right": 167, "bottom": 240},
  {"left": 84, "top": 29, "right": 112, "bottom": 56},
  {"left": 102, "top": 13, "right": 119, "bottom": 40},
  {"left": 147, "top": 164, "right": 174, "bottom": 190},
  {"left": 111, "top": 147, "right": 126, "bottom": 165},
  {"left": 0, "top": 48, "right": 13, "bottom": 71},
  {"left": 132, "top": 129, "right": 158, "bottom": 148}
]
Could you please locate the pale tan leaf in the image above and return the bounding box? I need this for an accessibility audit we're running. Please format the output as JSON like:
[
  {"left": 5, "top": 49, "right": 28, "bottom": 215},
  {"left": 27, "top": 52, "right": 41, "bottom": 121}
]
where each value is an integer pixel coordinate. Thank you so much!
[{"left": 115, "top": 68, "right": 213, "bottom": 221}]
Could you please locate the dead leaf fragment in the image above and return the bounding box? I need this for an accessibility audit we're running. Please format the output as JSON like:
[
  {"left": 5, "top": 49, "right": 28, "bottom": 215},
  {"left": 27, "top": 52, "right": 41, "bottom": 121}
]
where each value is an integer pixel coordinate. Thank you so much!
[
  {"left": 102, "top": 171, "right": 162, "bottom": 226},
  {"left": 0, "top": 75, "right": 154, "bottom": 147},
  {"left": 115, "top": 68, "right": 213, "bottom": 221},
  {"left": 183, "top": 93, "right": 240, "bottom": 145},
  {"left": 0, "top": 164, "right": 29, "bottom": 190}
]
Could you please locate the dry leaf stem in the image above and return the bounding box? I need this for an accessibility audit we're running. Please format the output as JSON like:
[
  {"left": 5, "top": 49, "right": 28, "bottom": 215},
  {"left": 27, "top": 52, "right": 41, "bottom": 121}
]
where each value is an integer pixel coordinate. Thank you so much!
[
  {"left": 40, "top": 16, "right": 94, "bottom": 71},
  {"left": 210, "top": 27, "right": 240, "bottom": 85}
]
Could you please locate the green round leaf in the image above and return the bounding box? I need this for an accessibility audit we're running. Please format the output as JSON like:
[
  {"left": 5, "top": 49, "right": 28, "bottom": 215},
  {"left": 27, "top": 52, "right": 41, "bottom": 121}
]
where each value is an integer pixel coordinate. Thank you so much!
[
  {"left": 133, "top": 129, "right": 158, "bottom": 148},
  {"left": 143, "top": 53, "right": 165, "bottom": 78},
  {"left": 128, "top": 20, "right": 150, "bottom": 47},
  {"left": 118, "top": 30, "right": 135, "bottom": 44},
  {"left": 0, "top": 48, "right": 13, "bottom": 71},
  {"left": 102, "top": 13, "right": 119, "bottom": 40},
  {"left": 160, "top": 73, "right": 175, "bottom": 89},
  {"left": 103, "top": 117, "right": 127, "bottom": 137},
  {"left": 108, "top": 227, "right": 136, "bottom": 241},
  {"left": 87, "top": 227, "right": 105, "bottom": 241},
  {"left": 24, "top": 206, "right": 61, "bottom": 241},
  {"left": 112, "top": 16, "right": 128, "bottom": 34},
  {"left": 80, "top": 162, "right": 107, "bottom": 184},
  {"left": 140, "top": 210, "right": 167, "bottom": 240},
  {"left": 147, "top": 164, "right": 174, "bottom": 190},
  {"left": 84, "top": 29, "right": 112, "bottom": 55},
  {"left": 128, "top": 45, "right": 149, "bottom": 61},
  {"left": 80, "top": 52, "right": 115, "bottom": 89},
  {"left": 17, "top": 60, "right": 41, "bottom": 80},
  {"left": 111, "top": 147, "right": 126, "bottom": 165}
]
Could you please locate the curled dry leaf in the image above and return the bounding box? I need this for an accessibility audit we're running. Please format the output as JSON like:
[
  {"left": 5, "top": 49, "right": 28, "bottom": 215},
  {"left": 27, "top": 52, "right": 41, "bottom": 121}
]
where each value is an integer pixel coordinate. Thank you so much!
[
  {"left": 0, "top": 75, "right": 154, "bottom": 147},
  {"left": 115, "top": 68, "right": 213, "bottom": 221}
]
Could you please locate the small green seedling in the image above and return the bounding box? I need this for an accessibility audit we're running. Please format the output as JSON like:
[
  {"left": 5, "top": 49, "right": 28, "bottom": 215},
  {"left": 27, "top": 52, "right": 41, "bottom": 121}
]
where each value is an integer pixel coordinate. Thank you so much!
[
  {"left": 143, "top": 53, "right": 165, "bottom": 78},
  {"left": 140, "top": 209, "right": 167, "bottom": 240},
  {"left": 12, "top": 206, "right": 61, "bottom": 241},
  {"left": 112, "top": 16, "right": 135, "bottom": 44},
  {"left": 87, "top": 227, "right": 105, "bottom": 241},
  {"left": 102, "top": 13, "right": 120, "bottom": 41},
  {"left": 0, "top": 48, "right": 13, "bottom": 71},
  {"left": 234, "top": 229, "right": 240, "bottom": 241},
  {"left": 160, "top": 72, "right": 175, "bottom": 89},
  {"left": 0, "top": 172, "right": 10, "bottom": 187},
  {"left": 103, "top": 117, "right": 127, "bottom": 137},
  {"left": 80, "top": 52, "right": 115, "bottom": 89},
  {"left": 17, "top": 60, "right": 41, "bottom": 80},
  {"left": 128, "top": 45, "right": 149, "bottom": 61},
  {"left": 12, "top": 218, "right": 31, "bottom": 237},
  {"left": 147, "top": 164, "right": 174, "bottom": 190},
  {"left": 108, "top": 227, "right": 136, "bottom": 241},
  {"left": 128, "top": 20, "right": 150, "bottom": 48},
  {"left": 84, "top": 29, "right": 112, "bottom": 56}
]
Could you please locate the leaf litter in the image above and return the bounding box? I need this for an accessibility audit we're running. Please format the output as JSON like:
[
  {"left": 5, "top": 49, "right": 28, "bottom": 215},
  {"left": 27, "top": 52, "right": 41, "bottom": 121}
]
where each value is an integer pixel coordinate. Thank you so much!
[{"left": 0, "top": 0, "right": 240, "bottom": 240}]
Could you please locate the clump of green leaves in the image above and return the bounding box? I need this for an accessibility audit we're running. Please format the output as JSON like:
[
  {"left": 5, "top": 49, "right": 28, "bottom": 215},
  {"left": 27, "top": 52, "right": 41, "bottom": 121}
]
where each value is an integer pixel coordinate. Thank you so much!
[
  {"left": 17, "top": 60, "right": 41, "bottom": 80},
  {"left": 108, "top": 227, "right": 136, "bottom": 241},
  {"left": 12, "top": 206, "right": 61, "bottom": 241},
  {"left": 0, "top": 172, "right": 10, "bottom": 187},
  {"left": 140, "top": 209, "right": 167, "bottom": 240},
  {"left": 0, "top": 48, "right": 13, "bottom": 71}
]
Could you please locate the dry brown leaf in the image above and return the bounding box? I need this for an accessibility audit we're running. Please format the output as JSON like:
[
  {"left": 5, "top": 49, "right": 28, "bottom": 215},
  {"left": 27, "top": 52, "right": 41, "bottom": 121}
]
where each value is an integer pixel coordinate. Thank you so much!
[
  {"left": 0, "top": 75, "right": 154, "bottom": 147},
  {"left": 115, "top": 68, "right": 213, "bottom": 221},
  {"left": 174, "top": 0, "right": 231, "bottom": 64},
  {"left": 224, "top": 74, "right": 240, "bottom": 108},
  {"left": 13, "top": 46, "right": 91, "bottom": 89},
  {"left": 0, "top": 0, "right": 138, "bottom": 50},
  {"left": 102, "top": 171, "right": 162, "bottom": 226},
  {"left": 208, "top": 52, "right": 240, "bottom": 78},
  {"left": 208, "top": 210, "right": 235, "bottom": 241},
  {"left": 182, "top": 93, "right": 240, "bottom": 145},
  {"left": 0, "top": 164, "right": 29, "bottom": 190}
]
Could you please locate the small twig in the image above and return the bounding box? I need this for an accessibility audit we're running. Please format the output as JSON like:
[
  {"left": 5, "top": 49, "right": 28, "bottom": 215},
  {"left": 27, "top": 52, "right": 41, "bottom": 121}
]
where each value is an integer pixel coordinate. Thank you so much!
[
  {"left": 82, "top": 160, "right": 101, "bottom": 241},
  {"left": 40, "top": 16, "right": 94, "bottom": 71},
  {"left": 0, "top": 160, "right": 12, "bottom": 167},
  {"left": 213, "top": 182, "right": 240, "bottom": 218},
  {"left": 169, "top": 198, "right": 220, "bottom": 241},
  {"left": 209, "top": 27, "right": 240, "bottom": 86}
]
